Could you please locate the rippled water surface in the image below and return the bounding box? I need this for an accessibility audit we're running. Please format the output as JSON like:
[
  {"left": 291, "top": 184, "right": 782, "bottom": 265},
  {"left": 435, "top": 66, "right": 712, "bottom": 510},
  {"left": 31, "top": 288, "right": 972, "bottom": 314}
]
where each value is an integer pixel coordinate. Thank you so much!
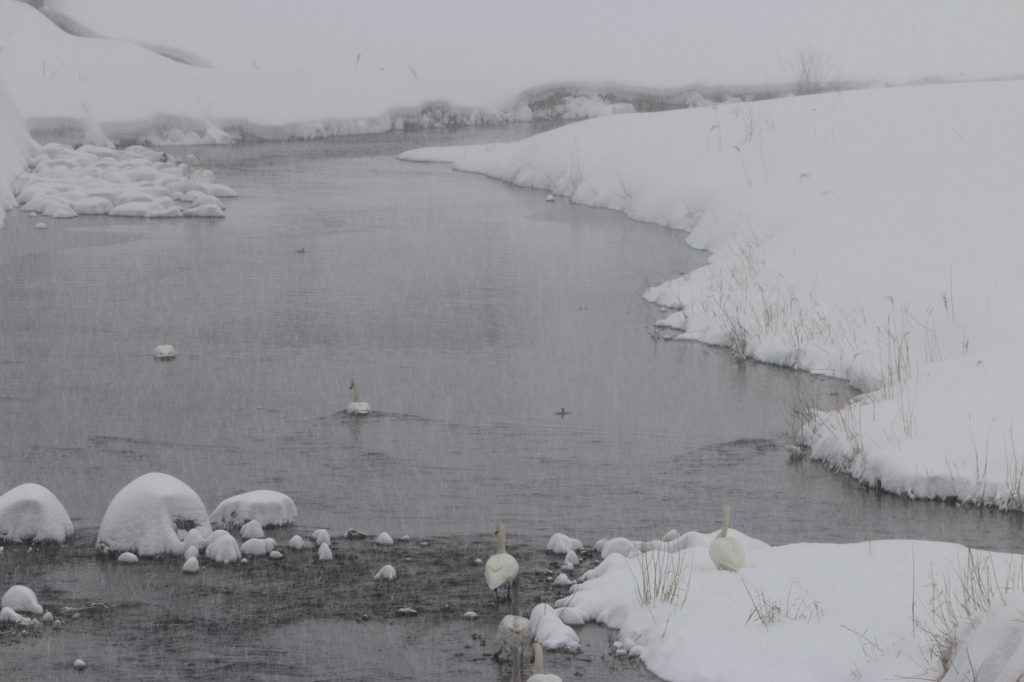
[{"left": 2, "top": 124, "right": 1021, "bottom": 679}]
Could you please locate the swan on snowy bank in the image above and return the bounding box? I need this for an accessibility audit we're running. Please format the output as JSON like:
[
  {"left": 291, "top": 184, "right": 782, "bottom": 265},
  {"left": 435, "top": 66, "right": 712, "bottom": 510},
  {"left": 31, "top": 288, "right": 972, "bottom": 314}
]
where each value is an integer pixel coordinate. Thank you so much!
[
  {"left": 346, "top": 379, "right": 370, "bottom": 415},
  {"left": 485, "top": 522, "right": 519, "bottom": 602},
  {"left": 708, "top": 502, "right": 745, "bottom": 572}
]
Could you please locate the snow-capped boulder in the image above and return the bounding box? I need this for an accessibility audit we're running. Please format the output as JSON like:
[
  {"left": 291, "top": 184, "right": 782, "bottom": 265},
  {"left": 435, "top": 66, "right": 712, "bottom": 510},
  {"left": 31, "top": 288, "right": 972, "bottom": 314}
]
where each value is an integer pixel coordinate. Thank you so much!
[
  {"left": 529, "top": 603, "right": 581, "bottom": 653},
  {"left": 0, "top": 483, "right": 74, "bottom": 543},
  {"left": 239, "top": 520, "right": 264, "bottom": 539},
  {"left": 209, "top": 490, "right": 297, "bottom": 529},
  {"left": 205, "top": 533, "right": 241, "bottom": 564},
  {"left": 546, "top": 533, "right": 583, "bottom": 554},
  {"left": 96, "top": 472, "right": 211, "bottom": 556},
  {"left": 374, "top": 565, "right": 396, "bottom": 581},
  {"left": 1, "top": 585, "right": 43, "bottom": 615}
]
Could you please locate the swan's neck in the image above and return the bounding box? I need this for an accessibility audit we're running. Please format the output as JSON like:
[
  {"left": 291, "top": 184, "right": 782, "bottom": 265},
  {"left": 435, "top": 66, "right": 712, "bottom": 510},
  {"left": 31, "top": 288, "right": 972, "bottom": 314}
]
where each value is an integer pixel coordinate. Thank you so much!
[
  {"left": 496, "top": 523, "right": 507, "bottom": 554},
  {"left": 720, "top": 503, "right": 731, "bottom": 538},
  {"left": 533, "top": 643, "right": 544, "bottom": 675},
  {"left": 351, "top": 380, "right": 360, "bottom": 403}
]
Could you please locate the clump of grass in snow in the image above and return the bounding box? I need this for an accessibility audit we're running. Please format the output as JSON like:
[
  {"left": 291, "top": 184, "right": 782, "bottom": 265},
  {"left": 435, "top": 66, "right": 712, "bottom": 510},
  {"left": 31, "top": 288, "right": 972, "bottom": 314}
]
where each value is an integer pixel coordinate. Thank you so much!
[
  {"left": 628, "top": 545, "right": 691, "bottom": 610},
  {"left": 743, "top": 581, "right": 824, "bottom": 630},
  {"left": 914, "top": 547, "right": 1024, "bottom": 675}
]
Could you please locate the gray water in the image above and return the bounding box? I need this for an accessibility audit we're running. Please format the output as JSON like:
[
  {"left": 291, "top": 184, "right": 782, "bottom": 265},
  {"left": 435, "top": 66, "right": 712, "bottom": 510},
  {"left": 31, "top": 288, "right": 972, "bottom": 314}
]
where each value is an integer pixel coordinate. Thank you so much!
[{"left": 2, "top": 124, "right": 1022, "bottom": 679}]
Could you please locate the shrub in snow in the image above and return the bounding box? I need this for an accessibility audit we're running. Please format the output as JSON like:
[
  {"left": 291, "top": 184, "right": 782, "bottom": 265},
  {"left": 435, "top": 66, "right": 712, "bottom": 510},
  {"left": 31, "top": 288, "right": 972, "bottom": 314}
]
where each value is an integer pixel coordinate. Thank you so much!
[
  {"left": 311, "top": 529, "right": 331, "bottom": 546},
  {"left": 0, "top": 482, "right": 74, "bottom": 543},
  {"left": 239, "top": 520, "right": 264, "bottom": 539},
  {"left": 205, "top": 533, "right": 241, "bottom": 564},
  {"left": 96, "top": 472, "right": 211, "bottom": 556},
  {"left": 318, "top": 544, "right": 333, "bottom": 561},
  {"left": 546, "top": 533, "right": 583, "bottom": 554},
  {"left": 375, "top": 532, "right": 394, "bottom": 546},
  {"left": 2, "top": 585, "right": 43, "bottom": 615},
  {"left": 117, "top": 552, "right": 139, "bottom": 563},
  {"left": 374, "top": 565, "right": 396, "bottom": 581},
  {"left": 182, "top": 556, "right": 200, "bottom": 573},
  {"left": 209, "top": 490, "right": 297, "bottom": 529},
  {"left": 529, "top": 603, "right": 581, "bottom": 652}
]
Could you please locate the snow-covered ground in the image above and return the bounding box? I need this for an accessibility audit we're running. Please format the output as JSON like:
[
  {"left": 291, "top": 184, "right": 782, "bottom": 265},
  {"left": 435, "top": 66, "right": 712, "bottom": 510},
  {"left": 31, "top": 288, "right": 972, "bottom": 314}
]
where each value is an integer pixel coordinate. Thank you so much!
[{"left": 4, "top": 1, "right": 1024, "bottom": 679}]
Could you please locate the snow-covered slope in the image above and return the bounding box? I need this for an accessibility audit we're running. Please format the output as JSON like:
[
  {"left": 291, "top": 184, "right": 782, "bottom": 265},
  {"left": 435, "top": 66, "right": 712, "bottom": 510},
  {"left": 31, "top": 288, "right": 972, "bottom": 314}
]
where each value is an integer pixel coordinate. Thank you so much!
[{"left": 400, "top": 79, "right": 1024, "bottom": 509}]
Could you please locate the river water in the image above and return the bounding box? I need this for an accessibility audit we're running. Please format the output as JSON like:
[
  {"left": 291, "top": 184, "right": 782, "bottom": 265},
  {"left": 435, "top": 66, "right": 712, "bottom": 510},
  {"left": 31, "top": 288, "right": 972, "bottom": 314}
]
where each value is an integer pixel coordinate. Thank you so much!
[{"left": 1, "top": 124, "right": 1021, "bottom": 680}]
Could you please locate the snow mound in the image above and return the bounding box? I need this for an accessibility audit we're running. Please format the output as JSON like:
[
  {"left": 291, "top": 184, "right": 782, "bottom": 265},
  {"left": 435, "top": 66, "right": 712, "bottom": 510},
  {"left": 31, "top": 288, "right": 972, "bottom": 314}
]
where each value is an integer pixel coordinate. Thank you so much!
[
  {"left": 13, "top": 140, "right": 235, "bottom": 220},
  {"left": 546, "top": 533, "right": 583, "bottom": 554},
  {"left": 311, "top": 529, "right": 331, "bottom": 546},
  {"left": 0, "top": 483, "right": 74, "bottom": 543},
  {"left": 0, "top": 607, "right": 31, "bottom": 625},
  {"left": 182, "top": 556, "right": 200, "bottom": 573},
  {"left": 205, "top": 533, "right": 241, "bottom": 564},
  {"left": 240, "top": 538, "right": 275, "bottom": 556},
  {"left": 1, "top": 585, "right": 43, "bottom": 615},
  {"left": 117, "top": 552, "right": 139, "bottom": 563},
  {"left": 318, "top": 544, "right": 333, "bottom": 561},
  {"left": 239, "top": 520, "right": 264, "bottom": 539},
  {"left": 97, "top": 472, "right": 211, "bottom": 556},
  {"left": 529, "top": 603, "right": 581, "bottom": 653},
  {"left": 209, "top": 490, "right": 297, "bottom": 529},
  {"left": 374, "top": 565, "right": 397, "bottom": 581},
  {"left": 375, "top": 532, "right": 394, "bottom": 546},
  {"left": 288, "top": 535, "right": 304, "bottom": 550}
]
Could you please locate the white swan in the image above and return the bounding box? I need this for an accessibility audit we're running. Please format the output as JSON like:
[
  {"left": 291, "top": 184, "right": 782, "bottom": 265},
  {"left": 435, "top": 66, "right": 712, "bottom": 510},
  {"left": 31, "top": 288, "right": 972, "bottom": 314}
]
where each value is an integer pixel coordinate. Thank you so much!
[
  {"left": 495, "top": 614, "right": 532, "bottom": 679},
  {"left": 153, "top": 344, "right": 176, "bottom": 360},
  {"left": 708, "top": 502, "right": 745, "bottom": 571},
  {"left": 485, "top": 522, "right": 519, "bottom": 601},
  {"left": 346, "top": 379, "right": 371, "bottom": 415},
  {"left": 528, "top": 642, "right": 562, "bottom": 682}
]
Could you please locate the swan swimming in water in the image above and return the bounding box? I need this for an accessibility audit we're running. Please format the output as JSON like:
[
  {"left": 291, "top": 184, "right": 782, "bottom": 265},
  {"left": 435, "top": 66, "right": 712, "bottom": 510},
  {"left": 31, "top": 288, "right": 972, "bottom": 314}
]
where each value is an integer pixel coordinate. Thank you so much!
[
  {"left": 485, "top": 522, "right": 519, "bottom": 601},
  {"left": 346, "top": 379, "right": 371, "bottom": 415},
  {"left": 708, "top": 502, "right": 745, "bottom": 571},
  {"left": 527, "top": 642, "right": 562, "bottom": 682},
  {"left": 153, "top": 344, "right": 176, "bottom": 360}
]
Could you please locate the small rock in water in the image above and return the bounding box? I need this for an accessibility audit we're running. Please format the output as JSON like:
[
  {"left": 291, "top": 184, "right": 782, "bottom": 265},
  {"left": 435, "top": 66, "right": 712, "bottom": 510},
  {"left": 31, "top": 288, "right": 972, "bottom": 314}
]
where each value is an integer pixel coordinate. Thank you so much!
[
  {"left": 240, "top": 558, "right": 248, "bottom": 564},
  {"left": 318, "top": 543, "right": 333, "bottom": 561},
  {"left": 375, "top": 532, "right": 394, "bottom": 546},
  {"left": 182, "top": 556, "right": 200, "bottom": 573},
  {"left": 344, "top": 529, "right": 367, "bottom": 540},
  {"left": 463, "top": 611, "right": 478, "bottom": 620},
  {"left": 553, "top": 573, "right": 573, "bottom": 587},
  {"left": 473, "top": 558, "right": 483, "bottom": 565},
  {"left": 288, "top": 535, "right": 305, "bottom": 550},
  {"left": 545, "top": 194, "right": 555, "bottom": 202},
  {"left": 153, "top": 344, "right": 176, "bottom": 359},
  {"left": 373, "top": 565, "right": 396, "bottom": 581},
  {"left": 399, "top": 535, "right": 411, "bottom": 542},
  {"left": 396, "top": 608, "right": 417, "bottom": 617},
  {"left": 73, "top": 659, "right": 87, "bottom": 670}
]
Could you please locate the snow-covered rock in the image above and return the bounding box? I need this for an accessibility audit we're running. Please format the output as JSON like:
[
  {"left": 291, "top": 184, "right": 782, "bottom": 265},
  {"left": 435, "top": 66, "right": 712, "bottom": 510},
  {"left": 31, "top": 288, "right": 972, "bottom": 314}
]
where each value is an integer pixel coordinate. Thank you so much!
[
  {"left": 96, "top": 472, "right": 211, "bottom": 556},
  {"left": 0, "top": 483, "right": 74, "bottom": 543},
  {"left": 529, "top": 603, "right": 581, "bottom": 653},
  {"left": 288, "top": 535, "right": 305, "bottom": 550},
  {"left": 318, "top": 543, "right": 333, "bottom": 561},
  {"left": 1, "top": 585, "right": 43, "bottom": 615},
  {"left": 375, "top": 532, "right": 394, "bottom": 546},
  {"left": 182, "top": 556, "right": 200, "bottom": 573},
  {"left": 374, "top": 565, "right": 396, "bottom": 581},
  {"left": 546, "top": 533, "right": 583, "bottom": 554},
  {"left": 117, "top": 552, "right": 139, "bottom": 563},
  {"left": 240, "top": 538, "right": 275, "bottom": 556},
  {"left": 239, "top": 520, "right": 264, "bottom": 539},
  {"left": 210, "top": 490, "right": 297, "bottom": 529},
  {"left": 311, "top": 529, "right": 330, "bottom": 546},
  {"left": 205, "top": 533, "right": 241, "bottom": 564}
]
